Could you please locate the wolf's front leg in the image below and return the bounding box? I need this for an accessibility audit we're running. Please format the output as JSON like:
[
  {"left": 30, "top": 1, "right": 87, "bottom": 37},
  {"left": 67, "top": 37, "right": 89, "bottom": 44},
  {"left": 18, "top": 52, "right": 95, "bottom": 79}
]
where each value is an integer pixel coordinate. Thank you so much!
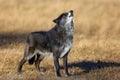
[
  {"left": 53, "top": 56, "right": 61, "bottom": 77},
  {"left": 63, "top": 55, "right": 70, "bottom": 77}
]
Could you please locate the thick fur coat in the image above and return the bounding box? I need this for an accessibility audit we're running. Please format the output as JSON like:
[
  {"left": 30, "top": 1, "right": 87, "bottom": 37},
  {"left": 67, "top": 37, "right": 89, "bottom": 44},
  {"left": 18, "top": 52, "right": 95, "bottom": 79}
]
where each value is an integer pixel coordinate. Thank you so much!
[{"left": 17, "top": 10, "right": 74, "bottom": 77}]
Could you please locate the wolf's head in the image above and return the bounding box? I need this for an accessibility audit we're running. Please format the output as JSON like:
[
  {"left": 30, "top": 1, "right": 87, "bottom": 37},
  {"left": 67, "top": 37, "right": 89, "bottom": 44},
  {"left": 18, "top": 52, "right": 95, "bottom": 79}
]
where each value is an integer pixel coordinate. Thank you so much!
[{"left": 53, "top": 10, "right": 73, "bottom": 27}]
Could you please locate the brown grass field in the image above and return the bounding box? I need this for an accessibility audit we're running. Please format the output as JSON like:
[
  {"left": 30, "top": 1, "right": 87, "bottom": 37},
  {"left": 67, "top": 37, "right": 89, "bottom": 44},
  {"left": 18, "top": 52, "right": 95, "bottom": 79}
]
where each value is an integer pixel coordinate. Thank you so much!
[{"left": 0, "top": 0, "right": 120, "bottom": 80}]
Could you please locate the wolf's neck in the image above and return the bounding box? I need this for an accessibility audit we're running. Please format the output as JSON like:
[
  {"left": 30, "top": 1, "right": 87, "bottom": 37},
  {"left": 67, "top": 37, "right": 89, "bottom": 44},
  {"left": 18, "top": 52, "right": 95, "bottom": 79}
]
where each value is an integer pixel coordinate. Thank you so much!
[{"left": 57, "top": 24, "right": 73, "bottom": 32}]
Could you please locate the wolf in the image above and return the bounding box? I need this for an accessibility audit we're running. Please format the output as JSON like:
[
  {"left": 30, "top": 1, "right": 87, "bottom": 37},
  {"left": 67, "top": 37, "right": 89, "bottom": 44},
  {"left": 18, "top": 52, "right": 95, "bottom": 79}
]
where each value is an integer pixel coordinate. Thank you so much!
[{"left": 17, "top": 10, "right": 74, "bottom": 77}]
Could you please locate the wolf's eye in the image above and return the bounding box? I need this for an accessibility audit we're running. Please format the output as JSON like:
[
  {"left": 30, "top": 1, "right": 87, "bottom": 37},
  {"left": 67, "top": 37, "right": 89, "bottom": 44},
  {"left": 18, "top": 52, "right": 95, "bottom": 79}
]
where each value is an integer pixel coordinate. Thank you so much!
[{"left": 62, "top": 13, "right": 67, "bottom": 16}]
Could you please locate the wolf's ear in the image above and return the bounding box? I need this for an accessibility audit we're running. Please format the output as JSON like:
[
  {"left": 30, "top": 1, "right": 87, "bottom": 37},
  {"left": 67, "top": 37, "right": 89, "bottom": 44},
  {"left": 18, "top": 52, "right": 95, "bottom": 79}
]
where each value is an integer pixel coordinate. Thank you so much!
[
  {"left": 53, "top": 14, "right": 62, "bottom": 24},
  {"left": 53, "top": 13, "right": 63, "bottom": 24},
  {"left": 53, "top": 18, "right": 59, "bottom": 24}
]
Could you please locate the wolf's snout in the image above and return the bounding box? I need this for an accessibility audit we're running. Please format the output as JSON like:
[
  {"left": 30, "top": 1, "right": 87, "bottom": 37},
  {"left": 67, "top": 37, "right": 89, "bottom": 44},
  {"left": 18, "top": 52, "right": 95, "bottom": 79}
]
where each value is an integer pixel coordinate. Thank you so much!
[
  {"left": 69, "top": 10, "right": 73, "bottom": 16},
  {"left": 70, "top": 10, "right": 73, "bottom": 13}
]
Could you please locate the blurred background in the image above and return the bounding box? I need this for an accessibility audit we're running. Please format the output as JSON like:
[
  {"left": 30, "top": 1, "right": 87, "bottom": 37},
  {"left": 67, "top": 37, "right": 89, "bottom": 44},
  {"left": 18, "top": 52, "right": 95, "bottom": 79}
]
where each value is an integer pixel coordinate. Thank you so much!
[{"left": 0, "top": 0, "right": 120, "bottom": 37}]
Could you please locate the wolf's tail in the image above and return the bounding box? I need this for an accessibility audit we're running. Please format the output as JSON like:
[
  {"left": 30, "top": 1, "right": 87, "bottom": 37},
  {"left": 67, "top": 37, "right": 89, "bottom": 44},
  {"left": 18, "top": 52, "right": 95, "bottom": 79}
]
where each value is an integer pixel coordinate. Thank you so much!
[
  {"left": 28, "top": 56, "right": 35, "bottom": 65},
  {"left": 26, "top": 34, "right": 36, "bottom": 65}
]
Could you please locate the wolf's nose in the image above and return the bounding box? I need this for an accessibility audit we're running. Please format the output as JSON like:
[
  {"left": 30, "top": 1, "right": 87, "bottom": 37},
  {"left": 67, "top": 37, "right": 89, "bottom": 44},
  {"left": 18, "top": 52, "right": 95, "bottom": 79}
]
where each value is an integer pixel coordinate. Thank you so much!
[
  {"left": 70, "top": 10, "right": 73, "bottom": 13},
  {"left": 69, "top": 10, "right": 73, "bottom": 16}
]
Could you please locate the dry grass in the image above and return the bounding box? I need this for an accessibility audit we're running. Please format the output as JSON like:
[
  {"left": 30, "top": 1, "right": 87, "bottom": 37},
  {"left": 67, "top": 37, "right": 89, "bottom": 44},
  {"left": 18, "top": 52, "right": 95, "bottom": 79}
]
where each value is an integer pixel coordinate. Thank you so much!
[{"left": 0, "top": 0, "right": 120, "bottom": 80}]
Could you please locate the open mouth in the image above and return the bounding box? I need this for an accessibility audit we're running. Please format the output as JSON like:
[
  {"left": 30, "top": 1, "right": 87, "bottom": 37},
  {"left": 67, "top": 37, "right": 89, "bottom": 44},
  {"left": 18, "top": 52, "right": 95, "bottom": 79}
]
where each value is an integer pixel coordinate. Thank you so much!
[{"left": 69, "top": 10, "right": 73, "bottom": 17}]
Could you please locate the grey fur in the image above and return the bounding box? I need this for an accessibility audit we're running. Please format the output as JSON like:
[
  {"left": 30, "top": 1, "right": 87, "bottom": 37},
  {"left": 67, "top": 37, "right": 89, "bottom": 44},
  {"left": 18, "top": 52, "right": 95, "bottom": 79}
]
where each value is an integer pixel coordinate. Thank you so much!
[{"left": 17, "top": 10, "right": 74, "bottom": 77}]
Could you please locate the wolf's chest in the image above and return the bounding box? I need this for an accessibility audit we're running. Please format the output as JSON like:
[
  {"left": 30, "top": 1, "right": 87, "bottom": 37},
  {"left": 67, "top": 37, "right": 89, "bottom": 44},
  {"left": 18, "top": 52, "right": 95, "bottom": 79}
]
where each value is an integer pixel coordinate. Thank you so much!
[{"left": 59, "top": 39, "right": 72, "bottom": 58}]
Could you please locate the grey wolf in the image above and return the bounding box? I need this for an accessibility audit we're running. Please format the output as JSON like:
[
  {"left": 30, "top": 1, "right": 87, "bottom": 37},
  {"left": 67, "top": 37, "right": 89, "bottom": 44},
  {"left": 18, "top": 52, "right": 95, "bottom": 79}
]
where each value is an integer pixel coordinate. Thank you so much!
[{"left": 17, "top": 10, "right": 74, "bottom": 77}]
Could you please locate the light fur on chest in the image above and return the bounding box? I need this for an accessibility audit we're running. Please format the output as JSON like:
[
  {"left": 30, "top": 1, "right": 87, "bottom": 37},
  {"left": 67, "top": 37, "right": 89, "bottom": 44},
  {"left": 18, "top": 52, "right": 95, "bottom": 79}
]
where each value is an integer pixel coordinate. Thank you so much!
[{"left": 59, "top": 39, "right": 72, "bottom": 58}]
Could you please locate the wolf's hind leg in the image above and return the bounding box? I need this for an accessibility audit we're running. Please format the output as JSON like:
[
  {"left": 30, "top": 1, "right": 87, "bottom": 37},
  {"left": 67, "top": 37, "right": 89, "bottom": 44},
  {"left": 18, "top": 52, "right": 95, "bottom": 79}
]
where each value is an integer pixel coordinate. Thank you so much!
[
  {"left": 17, "top": 57, "right": 27, "bottom": 72},
  {"left": 35, "top": 54, "right": 44, "bottom": 72}
]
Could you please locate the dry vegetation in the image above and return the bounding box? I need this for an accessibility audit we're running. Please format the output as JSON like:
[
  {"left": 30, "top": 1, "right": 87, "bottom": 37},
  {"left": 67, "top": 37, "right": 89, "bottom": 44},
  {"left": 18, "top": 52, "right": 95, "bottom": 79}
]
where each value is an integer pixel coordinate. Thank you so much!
[{"left": 0, "top": 0, "right": 120, "bottom": 80}]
